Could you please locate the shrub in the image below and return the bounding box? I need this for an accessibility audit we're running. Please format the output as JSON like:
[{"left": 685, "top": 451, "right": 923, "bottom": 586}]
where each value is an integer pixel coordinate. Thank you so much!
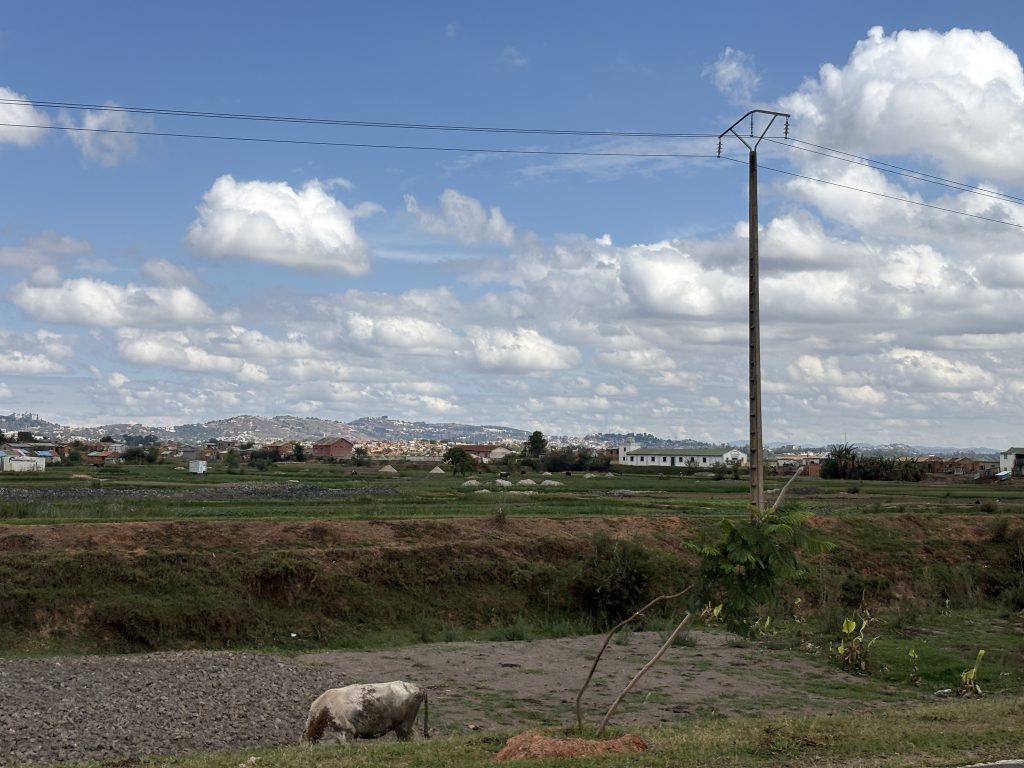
[
  {"left": 689, "top": 507, "right": 833, "bottom": 634},
  {"left": 573, "top": 534, "right": 653, "bottom": 629},
  {"left": 988, "top": 518, "right": 1011, "bottom": 543}
]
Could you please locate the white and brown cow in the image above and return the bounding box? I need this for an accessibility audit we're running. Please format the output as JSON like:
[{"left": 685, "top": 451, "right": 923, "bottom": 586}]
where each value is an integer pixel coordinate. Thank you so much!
[{"left": 301, "top": 681, "right": 428, "bottom": 743}]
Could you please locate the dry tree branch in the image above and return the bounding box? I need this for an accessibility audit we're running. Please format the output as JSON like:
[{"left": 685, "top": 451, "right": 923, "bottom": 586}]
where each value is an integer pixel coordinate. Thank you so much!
[
  {"left": 574, "top": 585, "right": 692, "bottom": 733},
  {"left": 596, "top": 611, "right": 693, "bottom": 737},
  {"left": 770, "top": 465, "right": 804, "bottom": 513}
]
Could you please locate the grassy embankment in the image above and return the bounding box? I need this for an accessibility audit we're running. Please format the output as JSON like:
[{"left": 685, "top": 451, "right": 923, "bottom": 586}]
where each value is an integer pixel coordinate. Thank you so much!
[{"left": 1, "top": 465, "right": 1022, "bottom": 675}]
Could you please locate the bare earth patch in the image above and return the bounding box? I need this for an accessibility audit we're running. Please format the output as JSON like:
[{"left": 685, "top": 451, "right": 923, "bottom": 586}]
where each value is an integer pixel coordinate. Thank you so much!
[
  {"left": 0, "top": 631, "right": 915, "bottom": 765},
  {"left": 300, "top": 630, "right": 901, "bottom": 730}
]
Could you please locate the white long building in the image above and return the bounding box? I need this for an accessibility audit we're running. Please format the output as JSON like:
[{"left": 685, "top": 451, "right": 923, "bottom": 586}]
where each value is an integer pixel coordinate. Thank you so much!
[{"left": 616, "top": 445, "right": 747, "bottom": 468}]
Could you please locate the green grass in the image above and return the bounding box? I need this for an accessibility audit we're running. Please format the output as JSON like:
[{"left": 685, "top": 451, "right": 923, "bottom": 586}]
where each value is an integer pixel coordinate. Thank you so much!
[
  {"left": 868, "top": 607, "right": 1024, "bottom": 694},
  {"left": 36, "top": 697, "right": 1024, "bottom": 768},
  {"left": 746, "top": 606, "right": 1024, "bottom": 701},
  {"left": 0, "top": 462, "right": 758, "bottom": 523}
]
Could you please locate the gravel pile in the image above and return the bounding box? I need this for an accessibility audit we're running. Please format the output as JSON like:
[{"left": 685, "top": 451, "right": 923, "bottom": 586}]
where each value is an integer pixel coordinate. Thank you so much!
[
  {"left": 0, "top": 651, "right": 342, "bottom": 765},
  {"left": 0, "top": 482, "right": 397, "bottom": 502}
]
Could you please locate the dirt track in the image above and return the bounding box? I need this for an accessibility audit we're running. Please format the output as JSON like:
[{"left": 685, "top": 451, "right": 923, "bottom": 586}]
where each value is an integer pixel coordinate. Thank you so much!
[{"left": 0, "top": 630, "right": 907, "bottom": 766}]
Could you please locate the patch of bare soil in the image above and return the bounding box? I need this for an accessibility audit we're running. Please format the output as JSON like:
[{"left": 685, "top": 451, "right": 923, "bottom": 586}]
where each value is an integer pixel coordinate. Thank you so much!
[
  {"left": 0, "top": 630, "right": 914, "bottom": 765},
  {"left": 300, "top": 630, "right": 903, "bottom": 732}
]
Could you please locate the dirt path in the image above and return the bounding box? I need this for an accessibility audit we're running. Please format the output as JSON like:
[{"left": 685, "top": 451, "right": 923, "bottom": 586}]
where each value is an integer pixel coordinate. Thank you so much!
[{"left": 0, "top": 630, "right": 912, "bottom": 765}]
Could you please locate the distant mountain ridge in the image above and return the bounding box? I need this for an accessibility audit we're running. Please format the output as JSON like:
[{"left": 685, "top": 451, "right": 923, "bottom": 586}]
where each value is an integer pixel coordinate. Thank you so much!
[
  {"left": 0, "top": 412, "right": 1004, "bottom": 456},
  {"left": 765, "top": 442, "right": 1001, "bottom": 460},
  {"left": 584, "top": 432, "right": 717, "bottom": 450},
  {"left": 0, "top": 412, "right": 530, "bottom": 445}
]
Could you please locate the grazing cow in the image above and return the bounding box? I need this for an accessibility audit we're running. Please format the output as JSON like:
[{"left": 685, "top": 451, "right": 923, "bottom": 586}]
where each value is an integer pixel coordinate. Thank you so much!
[{"left": 301, "top": 681, "right": 428, "bottom": 743}]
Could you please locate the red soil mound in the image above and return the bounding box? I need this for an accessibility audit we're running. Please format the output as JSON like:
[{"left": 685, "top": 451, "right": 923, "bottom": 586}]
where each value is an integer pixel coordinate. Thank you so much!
[{"left": 494, "top": 731, "right": 647, "bottom": 761}]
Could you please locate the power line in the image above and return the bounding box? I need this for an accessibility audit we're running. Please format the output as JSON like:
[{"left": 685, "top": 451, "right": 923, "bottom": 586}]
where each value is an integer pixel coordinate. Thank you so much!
[
  {"left": 720, "top": 156, "right": 1024, "bottom": 230},
  {"left": 0, "top": 121, "right": 723, "bottom": 159},
  {"left": 8, "top": 112, "right": 1023, "bottom": 230},
  {"left": 15, "top": 95, "right": 1021, "bottom": 213},
  {"left": 0, "top": 96, "right": 716, "bottom": 139},
  {"left": 769, "top": 137, "right": 1024, "bottom": 207}
]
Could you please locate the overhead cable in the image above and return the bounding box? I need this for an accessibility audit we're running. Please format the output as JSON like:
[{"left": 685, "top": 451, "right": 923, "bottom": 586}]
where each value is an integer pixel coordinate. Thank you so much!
[
  {"left": 0, "top": 96, "right": 716, "bottom": 139},
  {"left": 0, "top": 121, "right": 722, "bottom": 159},
  {"left": 719, "top": 156, "right": 1024, "bottom": 230},
  {"left": 770, "top": 137, "right": 1024, "bottom": 207}
]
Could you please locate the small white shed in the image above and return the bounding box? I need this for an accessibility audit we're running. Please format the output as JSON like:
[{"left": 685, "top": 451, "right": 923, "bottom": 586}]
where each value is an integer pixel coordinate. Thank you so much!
[
  {"left": 1, "top": 455, "right": 45, "bottom": 472},
  {"left": 188, "top": 460, "right": 208, "bottom": 474}
]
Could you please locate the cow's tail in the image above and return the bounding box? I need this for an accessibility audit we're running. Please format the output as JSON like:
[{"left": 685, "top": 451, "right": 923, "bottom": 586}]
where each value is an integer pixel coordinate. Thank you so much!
[
  {"left": 302, "top": 707, "right": 331, "bottom": 745},
  {"left": 422, "top": 691, "right": 429, "bottom": 739}
]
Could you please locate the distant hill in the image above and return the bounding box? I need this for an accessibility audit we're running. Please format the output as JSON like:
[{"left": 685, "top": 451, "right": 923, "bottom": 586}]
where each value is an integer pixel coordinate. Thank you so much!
[
  {"left": 0, "top": 412, "right": 1004, "bottom": 456},
  {"left": 348, "top": 416, "right": 529, "bottom": 443},
  {"left": 585, "top": 432, "right": 716, "bottom": 449},
  {"left": 765, "top": 441, "right": 1001, "bottom": 460},
  {"left": 0, "top": 412, "right": 527, "bottom": 445}
]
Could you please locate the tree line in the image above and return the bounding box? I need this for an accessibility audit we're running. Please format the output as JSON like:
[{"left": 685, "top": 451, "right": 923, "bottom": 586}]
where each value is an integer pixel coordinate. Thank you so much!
[
  {"left": 820, "top": 443, "right": 925, "bottom": 481},
  {"left": 443, "top": 431, "right": 612, "bottom": 475}
]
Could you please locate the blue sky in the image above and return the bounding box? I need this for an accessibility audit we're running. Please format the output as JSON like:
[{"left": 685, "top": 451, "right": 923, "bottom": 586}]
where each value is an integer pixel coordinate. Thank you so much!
[{"left": 2, "top": 1, "right": 1023, "bottom": 446}]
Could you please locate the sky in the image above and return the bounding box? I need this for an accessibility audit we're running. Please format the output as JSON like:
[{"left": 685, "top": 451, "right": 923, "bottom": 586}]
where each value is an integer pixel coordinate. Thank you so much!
[{"left": 1, "top": 1, "right": 1023, "bottom": 447}]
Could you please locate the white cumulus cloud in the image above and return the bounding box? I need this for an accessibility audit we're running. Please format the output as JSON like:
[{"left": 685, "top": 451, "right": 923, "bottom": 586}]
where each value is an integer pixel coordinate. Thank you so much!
[
  {"left": 405, "top": 189, "right": 515, "bottom": 246},
  {"left": 116, "top": 329, "right": 268, "bottom": 382},
  {"left": 620, "top": 242, "right": 741, "bottom": 317},
  {"left": 60, "top": 101, "right": 146, "bottom": 166},
  {"left": 467, "top": 327, "right": 580, "bottom": 372},
  {"left": 835, "top": 384, "right": 886, "bottom": 406},
  {"left": 886, "top": 348, "right": 994, "bottom": 392},
  {"left": 703, "top": 47, "right": 761, "bottom": 104},
  {"left": 781, "top": 26, "right": 1024, "bottom": 182},
  {"left": 186, "top": 176, "right": 380, "bottom": 273},
  {"left": 0, "top": 330, "right": 72, "bottom": 374},
  {"left": 12, "top": 278, "right": 214, "bottom": 327},
  {"left": 788, "top": 354, "right": 864, "bottom": 386},
  {"left": 346, "top": 314, "right": 460, "bottom": 355},
  {"left": 0, "top": 86, "right": 49, "bottom": 145}
]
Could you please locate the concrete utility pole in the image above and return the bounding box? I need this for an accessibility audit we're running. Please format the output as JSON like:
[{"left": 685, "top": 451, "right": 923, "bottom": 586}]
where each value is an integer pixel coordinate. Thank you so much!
[{"left": 718, "top": 110, "right": 789, "bottom": 518}]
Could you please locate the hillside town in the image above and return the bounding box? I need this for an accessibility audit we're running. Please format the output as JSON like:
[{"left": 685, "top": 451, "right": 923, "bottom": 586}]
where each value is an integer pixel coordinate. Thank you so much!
[{"left": 2, "top": 427, "right": 1022, "bottom": 481}]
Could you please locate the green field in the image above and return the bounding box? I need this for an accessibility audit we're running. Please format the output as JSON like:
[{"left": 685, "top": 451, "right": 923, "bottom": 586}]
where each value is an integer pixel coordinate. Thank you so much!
[{"left": 1, "top": 461, "right": 1022, "bottom": 523}]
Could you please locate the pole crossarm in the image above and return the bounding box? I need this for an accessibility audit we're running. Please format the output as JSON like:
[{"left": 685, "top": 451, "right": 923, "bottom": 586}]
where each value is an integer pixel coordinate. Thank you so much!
[{"left": 718, "top": 109, "right": 790, "bottom": 155}]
